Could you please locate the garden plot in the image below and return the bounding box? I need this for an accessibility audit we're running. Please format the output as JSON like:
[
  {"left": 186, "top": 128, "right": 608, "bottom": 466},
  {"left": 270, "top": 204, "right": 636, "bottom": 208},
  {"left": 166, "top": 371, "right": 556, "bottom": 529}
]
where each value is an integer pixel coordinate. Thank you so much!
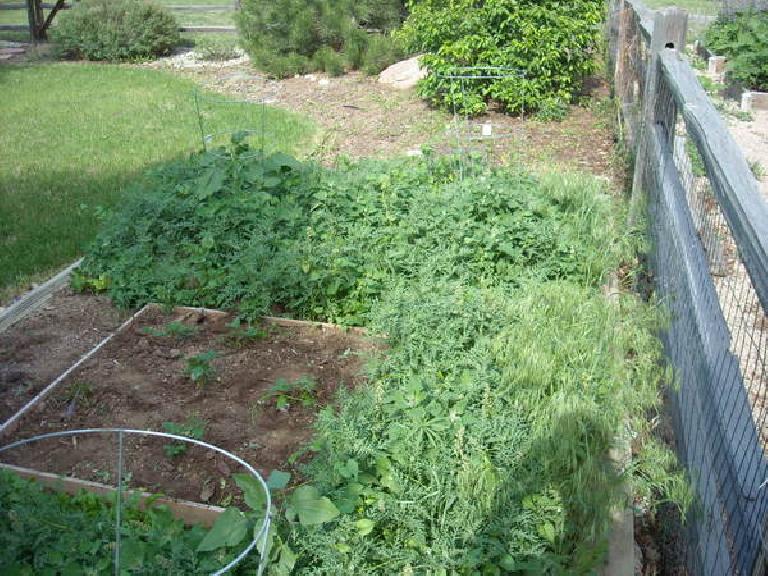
[
  {"left": 1, "top": 303, "right": 373, "bottom": 505},
  {"left": 0, "top": 289, "right": 126, "bottom": 424}
]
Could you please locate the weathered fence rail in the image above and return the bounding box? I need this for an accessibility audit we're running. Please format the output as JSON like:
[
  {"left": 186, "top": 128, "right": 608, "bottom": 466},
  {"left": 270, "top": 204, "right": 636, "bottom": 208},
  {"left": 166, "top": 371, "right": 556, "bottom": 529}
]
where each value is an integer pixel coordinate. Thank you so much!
[{"left": 608, "top": 1, "right": 768, "bottom": 574}]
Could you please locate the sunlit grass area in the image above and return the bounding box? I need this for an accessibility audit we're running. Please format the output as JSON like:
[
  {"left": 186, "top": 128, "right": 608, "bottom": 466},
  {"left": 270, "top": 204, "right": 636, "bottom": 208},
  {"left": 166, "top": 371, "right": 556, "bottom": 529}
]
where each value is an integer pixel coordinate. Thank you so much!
[{"left": 0, "top": 63, "right": 313, "bottom": 297}]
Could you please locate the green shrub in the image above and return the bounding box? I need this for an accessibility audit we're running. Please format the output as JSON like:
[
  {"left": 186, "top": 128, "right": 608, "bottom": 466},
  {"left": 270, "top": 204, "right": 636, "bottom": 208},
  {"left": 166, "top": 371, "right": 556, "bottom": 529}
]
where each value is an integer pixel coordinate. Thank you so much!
[
  {"left": 195, "top": 36, "right": 239, "bottom": 62},
  {"left": 399, "top": 0, "right": 603, "bottom": 115},
  {"left": 313, "top": 46, "right": 346, "bottom": 77},
  {"left": 236, "top": 0, "right": 406, "bottom": 77},
  {"left": 361, "top": 33, "right": 406, "bottom": 75},
  {"left": 705, "top": 10, "right": 768, "bottom": 91},
  {"left": 50, "top": 0, "right": 180, "bottom": 62}
]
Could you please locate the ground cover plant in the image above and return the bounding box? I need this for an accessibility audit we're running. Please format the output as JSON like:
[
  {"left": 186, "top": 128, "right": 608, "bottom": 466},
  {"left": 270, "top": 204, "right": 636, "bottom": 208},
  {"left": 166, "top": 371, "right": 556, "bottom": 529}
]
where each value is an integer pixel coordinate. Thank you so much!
[
  {"left": 0, "top": 470, "right": 249, "bottom": 574},
  {"left": 399, "top": 0, "right": 604, "bottom": 117},
  {"left": 0, "top": 64, "right": 313, "bottom": 300},
  {"left": 72, "top": 143, "right": 688, "bottom": 573},
  {"left": 237, "top": 0, "right": 406, "bottom": 77},
  {"left": 705, "top": 10, "right": 768, "bottom": 91}
]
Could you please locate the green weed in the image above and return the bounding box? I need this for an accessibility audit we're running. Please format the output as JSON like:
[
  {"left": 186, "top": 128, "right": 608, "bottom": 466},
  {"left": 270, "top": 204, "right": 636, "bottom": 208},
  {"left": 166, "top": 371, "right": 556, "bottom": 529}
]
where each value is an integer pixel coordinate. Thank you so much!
[
  {"left": 222, "top": 317, "right": 267, "bottom": 348},
  {"left": 262, "top": 375, "right": 318, "bottom": 411},
  {"left": 184, "top": 351, "right": 218, "bottom": 388},
  {"left": 162, "top": 416, "right": 207, "bottom": 457},
  {"left": 141, "top": 321, "right": 199, "bottom": 340}
]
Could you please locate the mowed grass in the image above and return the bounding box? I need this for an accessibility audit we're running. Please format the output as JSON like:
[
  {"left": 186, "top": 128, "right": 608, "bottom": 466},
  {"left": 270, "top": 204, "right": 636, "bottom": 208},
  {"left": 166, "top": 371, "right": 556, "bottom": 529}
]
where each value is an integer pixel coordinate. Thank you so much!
[
  {"left": 0, "top": 63, "right": 313, "bottom": 296},
  {"left": 643, "top": 0, "right": 719, "bottom": 15}
]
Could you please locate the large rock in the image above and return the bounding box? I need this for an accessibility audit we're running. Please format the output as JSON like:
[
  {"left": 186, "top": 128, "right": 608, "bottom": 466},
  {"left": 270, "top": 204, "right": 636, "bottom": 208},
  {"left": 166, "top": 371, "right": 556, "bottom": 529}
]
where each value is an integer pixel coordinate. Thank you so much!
[{"left": 379, "top": 56, "right": 427, "bottom": 90}]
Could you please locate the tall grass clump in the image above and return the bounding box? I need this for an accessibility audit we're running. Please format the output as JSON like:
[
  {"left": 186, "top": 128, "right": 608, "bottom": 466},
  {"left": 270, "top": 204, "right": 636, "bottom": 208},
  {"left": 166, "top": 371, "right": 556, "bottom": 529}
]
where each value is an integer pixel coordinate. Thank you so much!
[{"left": 77, "top": 145, "right": 688, "bottom": 573}]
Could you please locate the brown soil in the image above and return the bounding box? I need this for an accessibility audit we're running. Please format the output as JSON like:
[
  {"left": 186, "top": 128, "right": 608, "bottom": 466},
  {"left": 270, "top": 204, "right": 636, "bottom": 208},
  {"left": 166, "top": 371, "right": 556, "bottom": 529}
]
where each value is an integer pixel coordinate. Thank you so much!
[
  {"left": 2, "top": 305, "right": 374, "bottom": 506},
  {"left": 146, "top": 56, "right": 620, "bottom": 183},
  {"left": 0, "top": 289, "right": 128, "bottom": 423}
]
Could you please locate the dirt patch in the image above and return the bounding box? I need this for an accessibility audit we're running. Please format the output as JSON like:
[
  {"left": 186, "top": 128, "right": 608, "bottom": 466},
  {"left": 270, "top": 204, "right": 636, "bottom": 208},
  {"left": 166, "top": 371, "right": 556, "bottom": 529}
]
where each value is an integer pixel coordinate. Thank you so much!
[
  {"left": 728, "top": 109, "right": 768, "bottom": 199},
  {"left": 144, "top": 55, "right": 620, "bottom": 182},
  {"left": 2, "top": 306, "right": 374, "bottom": 506},
  {"left": 0, "top": 289, "right": 127, "bottom": 423}
]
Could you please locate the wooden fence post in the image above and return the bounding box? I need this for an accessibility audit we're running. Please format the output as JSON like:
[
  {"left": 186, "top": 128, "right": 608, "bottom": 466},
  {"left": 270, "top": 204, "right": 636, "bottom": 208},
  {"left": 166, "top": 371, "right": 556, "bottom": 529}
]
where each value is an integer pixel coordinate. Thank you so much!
[
  {"left": 26, "top": 0, "right": 44, "bottom": 42},
  {"left": 628, "top": 7, "right": 688, "bottom": 224}
]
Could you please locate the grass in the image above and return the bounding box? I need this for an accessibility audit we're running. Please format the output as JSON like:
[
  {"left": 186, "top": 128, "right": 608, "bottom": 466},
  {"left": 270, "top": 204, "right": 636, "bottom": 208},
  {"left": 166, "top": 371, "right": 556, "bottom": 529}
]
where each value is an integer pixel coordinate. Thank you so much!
[
  {"left": 643, "top": 0, "right": 719, "bottom": 15},
  {"left": 0, "top": 63, "right": 313, "bottom": 298}
]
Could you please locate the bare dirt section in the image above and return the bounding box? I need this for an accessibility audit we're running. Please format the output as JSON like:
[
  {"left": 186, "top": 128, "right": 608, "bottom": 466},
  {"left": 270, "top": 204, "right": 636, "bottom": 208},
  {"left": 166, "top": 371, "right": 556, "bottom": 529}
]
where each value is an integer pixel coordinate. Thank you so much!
[
  {"left": 2, "top": 305, "right": 374, "bottom": 505},
  {"left": 145, "top": 53, "right": 620, "bottom": 182},
  {"left": 0, "top": 289, "right": 127, "bottom": 423},
  {"left": 728, "top": 109, "right": 768, "bottom": 199}
]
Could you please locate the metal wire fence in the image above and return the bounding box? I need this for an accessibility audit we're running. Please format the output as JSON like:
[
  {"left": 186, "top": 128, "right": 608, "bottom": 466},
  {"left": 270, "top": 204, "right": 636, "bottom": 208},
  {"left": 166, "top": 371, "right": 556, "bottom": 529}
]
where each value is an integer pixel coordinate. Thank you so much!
[
  {"left": 720, "top": 0, "right": 768, "bottom": 15},
  {"left": 609, "top": 1, "right": 768, "bottom": 574}
]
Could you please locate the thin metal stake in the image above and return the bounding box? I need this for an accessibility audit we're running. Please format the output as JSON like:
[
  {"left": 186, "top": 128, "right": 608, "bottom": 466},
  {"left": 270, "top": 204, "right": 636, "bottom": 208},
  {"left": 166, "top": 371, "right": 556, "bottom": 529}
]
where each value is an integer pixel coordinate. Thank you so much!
[{"left": 115, "top": 430, "right": 124, "bottom": 576}]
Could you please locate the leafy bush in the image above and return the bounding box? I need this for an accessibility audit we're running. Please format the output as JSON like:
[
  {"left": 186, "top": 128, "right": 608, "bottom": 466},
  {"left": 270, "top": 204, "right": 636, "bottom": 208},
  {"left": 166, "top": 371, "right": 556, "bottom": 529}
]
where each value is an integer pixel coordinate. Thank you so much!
[
  {"left": 51, "top": 0, "right": 180, "bottom": 62},
  {"left": 195, "top": 36, "right": 240, "bottom": 62},
  {"left": 76, "top": 145, "right": 687, "bottom": 572},
  {"left": 236, "top": 0, "right": 406, "bottom": 77},
  {"left": 705, "top": 10, "right": 768, "bottom": 91},
  {"left": 399, "top": 0, "right": 603, "bottom": 115}
]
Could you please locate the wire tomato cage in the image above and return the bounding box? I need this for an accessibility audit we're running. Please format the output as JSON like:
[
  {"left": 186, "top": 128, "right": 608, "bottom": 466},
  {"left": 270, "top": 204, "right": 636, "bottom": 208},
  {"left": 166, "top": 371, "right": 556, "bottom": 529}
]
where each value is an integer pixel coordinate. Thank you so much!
[
  {"left": 435, "top": 65, "right": 527, "bottom": 180},
  {"left": 193, "top": 78, "right": 282, "bottom": 160}
]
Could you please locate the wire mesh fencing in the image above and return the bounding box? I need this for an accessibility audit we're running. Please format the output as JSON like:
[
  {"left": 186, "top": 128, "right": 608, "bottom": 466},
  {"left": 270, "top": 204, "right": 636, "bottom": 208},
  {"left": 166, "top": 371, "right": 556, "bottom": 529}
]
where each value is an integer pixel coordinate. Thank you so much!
[
  {"left": 720, "top": 0, "right": 768, "bottom": 15},
  {"left": 609, "top": 1, "right": 768, "bottom": 574}
]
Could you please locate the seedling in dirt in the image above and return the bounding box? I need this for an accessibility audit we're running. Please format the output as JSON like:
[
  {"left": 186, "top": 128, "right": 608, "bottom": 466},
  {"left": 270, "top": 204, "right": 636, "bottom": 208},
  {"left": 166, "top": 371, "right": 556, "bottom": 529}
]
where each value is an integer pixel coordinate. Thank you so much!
[
  {"left": 262, "top": 375, "right": 317, "bottom": 411},
  {"left": 162, "top": 416, "right": 206, "bottom": 458},
  {"left": 184, "top": 350, "right": 218, "bottom": 388},
  {"left": 63, "top": 381, "right": 93, "bottom": 404},
  {"left": 222, "top": 317, "right": 267, "bottom": 348},
  {"left": 141, "top": 321, "right": 199, "bottom": 340}
]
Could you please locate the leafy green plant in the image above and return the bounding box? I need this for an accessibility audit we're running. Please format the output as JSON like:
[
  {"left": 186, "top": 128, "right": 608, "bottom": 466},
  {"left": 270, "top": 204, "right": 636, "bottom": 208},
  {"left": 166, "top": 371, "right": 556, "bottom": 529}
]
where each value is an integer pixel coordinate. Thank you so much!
[
  {"left": 399, "top": 0, "right": 603, "bottom": 115},
  {"left": 262, "top": 375, "right": 318, "bottom": 411},
  {"left": 236, "top": 0, "right": 406, "bottom": 77},
  {"left": 222, "top": 317, "right": 267, "bottom": 348},
  {"left": 0, "top": 470, "right": 246, "bottom": 573},
  {"left": 750, "top": 159, "right": 765, "bottom": 181},
  {"left": 162, "top": 416, "right": 207, "bottom": 458},
  {"left": 141, "top": 320, "right": 199, "bottom": 340},
  {"left": 705, "top": 10, "right": 768, "bottom": 91},
  {"left": 195, "top": 36, "right": 240, "bottom": 61},
  {"left": 184, "top": 351, "right": 218, "bottom": 388},
  {"left": 50, "top": 0, "right": 180, "bottom": 62},
  {"left": 63, "top": 381, "right": 93, "bottom": 405}
]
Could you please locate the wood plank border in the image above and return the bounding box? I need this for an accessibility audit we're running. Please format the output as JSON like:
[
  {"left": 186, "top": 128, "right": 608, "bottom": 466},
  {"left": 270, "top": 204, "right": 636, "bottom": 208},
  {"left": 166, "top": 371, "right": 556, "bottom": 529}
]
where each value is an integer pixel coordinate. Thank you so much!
[{"left": 0, "top": 259, "right": 81, "bottom": 334}]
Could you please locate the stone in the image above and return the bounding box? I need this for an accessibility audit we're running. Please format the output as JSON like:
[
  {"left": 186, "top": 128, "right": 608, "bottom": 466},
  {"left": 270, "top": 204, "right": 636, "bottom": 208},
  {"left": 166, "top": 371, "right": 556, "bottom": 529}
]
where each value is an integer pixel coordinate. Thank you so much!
[
  {"left": 379, "top": 56, "right": 427, "bottom": 90},
  {"left": 708, "top": 55, "right": 727, "bottom": 75}
]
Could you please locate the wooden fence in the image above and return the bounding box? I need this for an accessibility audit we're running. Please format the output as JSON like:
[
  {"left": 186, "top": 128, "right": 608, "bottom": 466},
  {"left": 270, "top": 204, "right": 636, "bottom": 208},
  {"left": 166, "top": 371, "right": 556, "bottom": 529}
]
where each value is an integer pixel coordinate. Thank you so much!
[
  {"left": 0, "top": 0, "right": 237, "bottom": 40},
  {"left": 608, "top": 1, "right": 768, "bottom": 574}
]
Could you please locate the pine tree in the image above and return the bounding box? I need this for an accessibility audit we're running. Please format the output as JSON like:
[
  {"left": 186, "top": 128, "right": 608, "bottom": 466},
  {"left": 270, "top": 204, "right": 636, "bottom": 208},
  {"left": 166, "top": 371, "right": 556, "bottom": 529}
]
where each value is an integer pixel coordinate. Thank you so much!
[{"left": 237, "top": 0, "right": 405, "bottom": 78}]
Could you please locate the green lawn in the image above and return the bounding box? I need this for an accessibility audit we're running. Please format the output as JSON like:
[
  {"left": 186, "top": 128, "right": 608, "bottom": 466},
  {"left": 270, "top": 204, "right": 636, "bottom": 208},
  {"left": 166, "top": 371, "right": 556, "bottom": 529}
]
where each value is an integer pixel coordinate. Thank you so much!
[
  {"left": 643, "top": 0, "right": 719, "bottom": 15},
  {"left": 0, "top": 63, "right": 313, "bottom": 297}
]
